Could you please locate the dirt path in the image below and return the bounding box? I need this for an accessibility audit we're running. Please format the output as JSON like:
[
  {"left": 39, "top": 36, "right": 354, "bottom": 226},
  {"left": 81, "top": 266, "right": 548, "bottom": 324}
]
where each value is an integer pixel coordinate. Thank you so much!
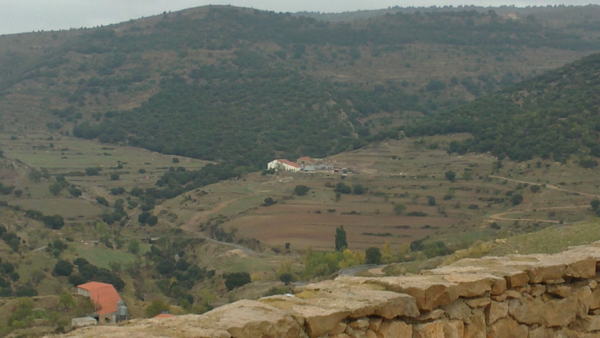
[
  {"left": 489, "top": 175, "right": 600, "bottom": 199},
  {"left": 183, "top": 198, "right": 240, "bottom": 232},
  {"left": 486, "top": 175, "right": 597, "bottom": 224}
]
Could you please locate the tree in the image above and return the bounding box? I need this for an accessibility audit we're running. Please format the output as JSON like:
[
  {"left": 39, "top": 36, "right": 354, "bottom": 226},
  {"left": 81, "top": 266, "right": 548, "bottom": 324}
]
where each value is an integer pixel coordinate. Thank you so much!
[
  {"left": 42, "top": 215, "right": 64, "bottom": 229},
  {"left": 145, "top": 300, "right": 170, "bottom": 318},
  {"left": 128, "top": 240, "right": 140, "bottom": 255},
  {"left": 53, "top": 260, "right": 73, "bottom": 276},
  {"left": 352, "top": 184, "right": 367, "bottom": 195},
  {"left": 427, "top": 196, "right": 436, "bottom": 206},
  {"left": 511, "top": 194, "right": 524, "bottom": 206},
  {"left": 224, "top": 272, "right": 251, "bottom": 291},
  {"left": 335, "top": 226, "right": 348, "bottom": 251},
  {"left": 96, "top": 196, "right": 109, "bottom": 206},
  {"left": 393, "top": 203, "right": 406, "bottom": 215},
  {"left": 263, "top": 197, "right": 276, "bottom": 206},
  {"left": 445, "top": 170, "right": 456, "bottom": 182},
  {"left": 294, "top": 185, "right": 310, "bottom": 196},
  {"left": 365, "top": 247, "right": 382, "bottom": 265},
  {"left": 591, "top": 199, "right": 600, "bottom": 211},
  {"left": 334, "top": 183, "right": 352, "bottom": 194},
  {"left": 279, "top": 273, "right": 294, "bottom": 285}
]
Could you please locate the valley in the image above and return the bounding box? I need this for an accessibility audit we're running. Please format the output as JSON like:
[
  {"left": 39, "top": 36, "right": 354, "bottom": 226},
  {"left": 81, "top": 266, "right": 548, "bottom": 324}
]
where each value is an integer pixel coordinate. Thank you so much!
[{"left": 1, "top": 4, "right": 600, "bottom": 337}]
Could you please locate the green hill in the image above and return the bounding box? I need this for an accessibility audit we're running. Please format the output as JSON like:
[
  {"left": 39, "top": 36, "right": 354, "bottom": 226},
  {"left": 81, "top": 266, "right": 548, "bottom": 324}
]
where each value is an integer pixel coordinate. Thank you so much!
[{"left": 409, "top": 52, "right": 600, "bottom": 162}]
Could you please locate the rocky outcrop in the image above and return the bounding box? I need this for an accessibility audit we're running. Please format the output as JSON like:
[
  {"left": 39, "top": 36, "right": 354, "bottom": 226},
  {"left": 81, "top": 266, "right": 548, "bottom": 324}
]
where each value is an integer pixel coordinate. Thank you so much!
[{"left": 58, "top": 242, "right": 600, "bottom": 337}]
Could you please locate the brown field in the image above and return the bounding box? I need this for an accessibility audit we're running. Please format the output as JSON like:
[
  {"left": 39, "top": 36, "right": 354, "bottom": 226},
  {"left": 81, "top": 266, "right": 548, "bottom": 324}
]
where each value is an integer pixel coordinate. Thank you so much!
[{"left": 163, "top": 134, "right": 600, "bottom": 252}]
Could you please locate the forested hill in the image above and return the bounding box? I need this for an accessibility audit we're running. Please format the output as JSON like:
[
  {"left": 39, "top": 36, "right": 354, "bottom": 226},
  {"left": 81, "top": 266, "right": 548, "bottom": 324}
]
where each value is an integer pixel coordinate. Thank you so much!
[
  {"left": 408, "top": 53, "right": 600, "bottom": 163},
  {"left": 2, "top": 5, "right": 600, "bottom": 169}
]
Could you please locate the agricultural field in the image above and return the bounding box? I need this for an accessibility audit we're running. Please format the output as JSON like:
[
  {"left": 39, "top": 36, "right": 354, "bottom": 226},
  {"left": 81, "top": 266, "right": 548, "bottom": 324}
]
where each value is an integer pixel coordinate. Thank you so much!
[
  {"left": 0, "top": 131, "right": 209, "bottom": 222},
  {"left": 161, "top": 134, "right": 600, "bottom": 251}
]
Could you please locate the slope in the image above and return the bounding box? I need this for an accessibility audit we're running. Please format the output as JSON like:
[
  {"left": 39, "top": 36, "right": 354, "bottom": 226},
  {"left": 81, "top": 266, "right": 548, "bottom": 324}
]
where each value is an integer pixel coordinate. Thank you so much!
[
  {"left": 409, "top": 52, "right": 600, "bottom": 162},
  {"left": 1, "top": 6, "right": 599, "bottom": 168}
]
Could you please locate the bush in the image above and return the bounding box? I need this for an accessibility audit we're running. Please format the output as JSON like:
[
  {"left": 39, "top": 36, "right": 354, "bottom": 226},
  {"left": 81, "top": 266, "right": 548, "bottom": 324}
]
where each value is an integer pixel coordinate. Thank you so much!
[
  {"left": 365, "top": 247, "right": 382, "bottom": 264},
  {"left": 279, "top": 273, "right": 294, "bottom": 285},
  {"left": 224, "top": 272, "right": 251, "bottom": 291},
  {"left": 393, "top": 203, "right": 406, "bottom": 215},
  {"left": 294, "top": 185, "right": 310, "bottom": 196},
  {"left": 427, "top": 196, "right": 436, "bottom": 206},
  {"left": 445, "top": 170, "right": 456, "bottom": 182},
  {"left": 511, "top": 194, "right": 524, "bottom": 206},
  {"left": 334, "top": 182, "right": 352, "bottom": 194},
  {"left": 85, "top": 167, "right": 101, "bottom": 176},
  {"left": 591, "top": 199, "right": 600, "bottom": 211},
  {"left": 110, "top": 173, "right": 120, "bottom": 181},
  {"left": 352, "top": 184, "right": 367, "bottom": 195},
  {"left": 145, "top": 300, "right": 170, "bottom": 318},
  {"left": 530, "top": 185, "right": 541, "bottom": 193},
  {"left": 42, "top": 215, "right": 64, "bottom": 229},
  {"left": 263, "top": 197, "right": 276, "bottom": 206},
  {"left": 96, "top": 196, "right": 109, "bottom": 206},
  {"left": 53, "top": 260, "right": 73, "bottom": 276}
]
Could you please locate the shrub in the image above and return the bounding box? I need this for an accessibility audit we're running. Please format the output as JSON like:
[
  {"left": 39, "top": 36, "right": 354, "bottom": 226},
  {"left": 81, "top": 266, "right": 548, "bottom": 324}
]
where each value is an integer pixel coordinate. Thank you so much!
[
  {"left": 53, "top": 260, "right": 73, "bottom": 276},
  {"left": 224, "top": 272, "right": 251, "bottom": 291},
  {"left": 85, "top": 167, "right": 101, "bottom": 176},
  {"left": 334, "top": 182, "right": 352, "bottom": 194},
  {"left": 96, "top": 197, "right": 109, "bottom": 206},
  {"left": 263, "top": 197, "right": 276, "bottom": 206},
  {"left": 445, "top": 171, "right": 456, "bottom": 182},
  {"left": 145, "top": 300, "right": 170, "bottom": 318},
  {"left": 294, "top": 185, "right": 310, "bottom": 196},
  {"left": 427, "top": 196, "right": 436, "bottom": 206},
  {"left": 511, "top": 194, "right": 524, "bottom": 206},
  {"left": 352, "top": 184, "right": 367, "bottom": 195},
  {"left": 42, "top": 215, "right": 64, "bottom": 229},
  {"left": 393, "top": 203, "right": 406, "bottom": 215},
  {"left": 279, "top": 273, "right": 294, "bottom": 285},
  {"left": 365, "top": 247, "right": 382, "bottom": 264}
]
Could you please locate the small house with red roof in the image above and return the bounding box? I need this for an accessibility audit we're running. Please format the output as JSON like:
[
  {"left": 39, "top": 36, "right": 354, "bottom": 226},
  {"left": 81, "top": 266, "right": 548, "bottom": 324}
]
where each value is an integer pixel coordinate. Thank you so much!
[
  {"left": 77, "top": 281, "right": 128, "bottom": 324},
  {"left": 267, "top": 159, "right": 301, "bottom": 172}
]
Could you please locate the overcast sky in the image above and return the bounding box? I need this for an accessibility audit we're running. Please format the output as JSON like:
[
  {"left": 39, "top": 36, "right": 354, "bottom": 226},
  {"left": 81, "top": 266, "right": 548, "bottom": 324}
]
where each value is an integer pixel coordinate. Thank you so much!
[{"left": 1, "top": 0, "right": 599, "bottom": 35}]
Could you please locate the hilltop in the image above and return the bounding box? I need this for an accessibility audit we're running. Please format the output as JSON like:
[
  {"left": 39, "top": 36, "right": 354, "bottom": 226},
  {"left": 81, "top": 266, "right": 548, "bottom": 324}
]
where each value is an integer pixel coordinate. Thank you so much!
[{"left": 2, "top": 5, "right": 600, "bottom": 170}]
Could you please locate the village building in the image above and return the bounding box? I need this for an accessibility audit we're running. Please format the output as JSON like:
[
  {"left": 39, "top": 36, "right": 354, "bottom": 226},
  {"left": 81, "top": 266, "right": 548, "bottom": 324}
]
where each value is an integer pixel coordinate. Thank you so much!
[
  {"left": 76, "top": 281, "right": 128, "bottom": 324},
  {"left": 267, "top": 159, "right": 301, "bottom": 172}
]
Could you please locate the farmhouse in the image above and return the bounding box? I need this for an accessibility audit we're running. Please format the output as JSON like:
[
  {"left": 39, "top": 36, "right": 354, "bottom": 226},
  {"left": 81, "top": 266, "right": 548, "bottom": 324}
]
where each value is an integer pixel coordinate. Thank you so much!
[
  {"left": 267, "top": 159, "right": 301, "bottom": 172},
  {"left": 76, "top": 281, "right": 128, "bottom": 324}
]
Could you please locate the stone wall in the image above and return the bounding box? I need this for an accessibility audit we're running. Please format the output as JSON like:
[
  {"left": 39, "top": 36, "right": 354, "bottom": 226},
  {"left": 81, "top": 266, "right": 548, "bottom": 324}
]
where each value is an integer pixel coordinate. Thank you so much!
[{"left": 59, "top": 242, "right": 600, "bottom": 338}]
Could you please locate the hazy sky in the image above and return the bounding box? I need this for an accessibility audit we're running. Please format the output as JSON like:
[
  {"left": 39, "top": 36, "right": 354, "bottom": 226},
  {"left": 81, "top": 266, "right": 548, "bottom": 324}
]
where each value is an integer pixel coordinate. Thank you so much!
[{"left": 1, "top": 0, "right": 599, "bottom": 35}]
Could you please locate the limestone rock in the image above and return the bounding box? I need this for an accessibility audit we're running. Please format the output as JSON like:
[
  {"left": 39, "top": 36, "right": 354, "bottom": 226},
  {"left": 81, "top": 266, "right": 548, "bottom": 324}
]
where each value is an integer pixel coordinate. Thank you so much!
[
  {"left": 378, "top": 321, "right": 412, "bottom": 338},
  {"left": 487, "top": 318, "right": 528, "bottom": 338},
  {"left": 443, "top": 299, "right": 472, "bottom": 321},
  {"left": 413, "top": 321, "right": 445, "bottom": 338},
  {"left": 443, "top": 320, "right": 464, "bottom": 338},
  {"left": 485, "top": 301, "right": 508, "bottom": 325},
  {"left": 463, "top": 309, "right": 486, "bottom": 338},
  {"left": 465, "top": 297, "right": 490, "bottom": 308}
]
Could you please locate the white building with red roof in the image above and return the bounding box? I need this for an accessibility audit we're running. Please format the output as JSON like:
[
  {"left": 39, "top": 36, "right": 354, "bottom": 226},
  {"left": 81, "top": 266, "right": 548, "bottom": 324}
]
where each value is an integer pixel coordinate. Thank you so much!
[
  {"left": 267, "top": 159, "right": 301, "bottom": 172},
  {"left": 77, "top": 281, "right": 128, "bottom": 324}
]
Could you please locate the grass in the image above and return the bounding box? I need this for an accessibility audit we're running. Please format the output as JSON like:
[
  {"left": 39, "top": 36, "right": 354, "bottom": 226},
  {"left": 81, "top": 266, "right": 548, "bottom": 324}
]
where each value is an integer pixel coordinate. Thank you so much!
[{"left": 73, "top": 245, "right": 137, "bottom": 269}]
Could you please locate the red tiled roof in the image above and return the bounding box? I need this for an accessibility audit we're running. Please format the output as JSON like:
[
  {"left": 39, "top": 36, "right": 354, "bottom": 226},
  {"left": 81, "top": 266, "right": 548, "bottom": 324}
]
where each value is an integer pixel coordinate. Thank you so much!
[
  {"left": 276, "top": 159, "right": 301, "bottom": 168},
  {"left": 153, "top": 313, "right": 175, "bottom": 319},
  {"left": 77, "top": 282, "right": 121, "bottom": 315}
]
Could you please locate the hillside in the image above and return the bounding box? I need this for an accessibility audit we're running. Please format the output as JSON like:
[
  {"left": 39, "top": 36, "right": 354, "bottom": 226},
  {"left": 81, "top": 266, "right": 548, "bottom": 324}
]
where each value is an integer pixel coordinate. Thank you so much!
[
  {"left": 1, "top": 6, "right": 600, "bottom": 170},
  {"left": 409, "top": 52, "right": 600, "bottom": 162}
]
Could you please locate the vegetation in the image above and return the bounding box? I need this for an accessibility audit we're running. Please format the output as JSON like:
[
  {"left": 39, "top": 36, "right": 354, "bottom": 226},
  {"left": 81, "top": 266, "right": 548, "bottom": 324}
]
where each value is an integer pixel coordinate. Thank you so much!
[
  {"left": 335, "top": 226, "right": 348, "bottom": 251},
  {"left": 410, "top": 53, "right": 600, "bottom": 162}
]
